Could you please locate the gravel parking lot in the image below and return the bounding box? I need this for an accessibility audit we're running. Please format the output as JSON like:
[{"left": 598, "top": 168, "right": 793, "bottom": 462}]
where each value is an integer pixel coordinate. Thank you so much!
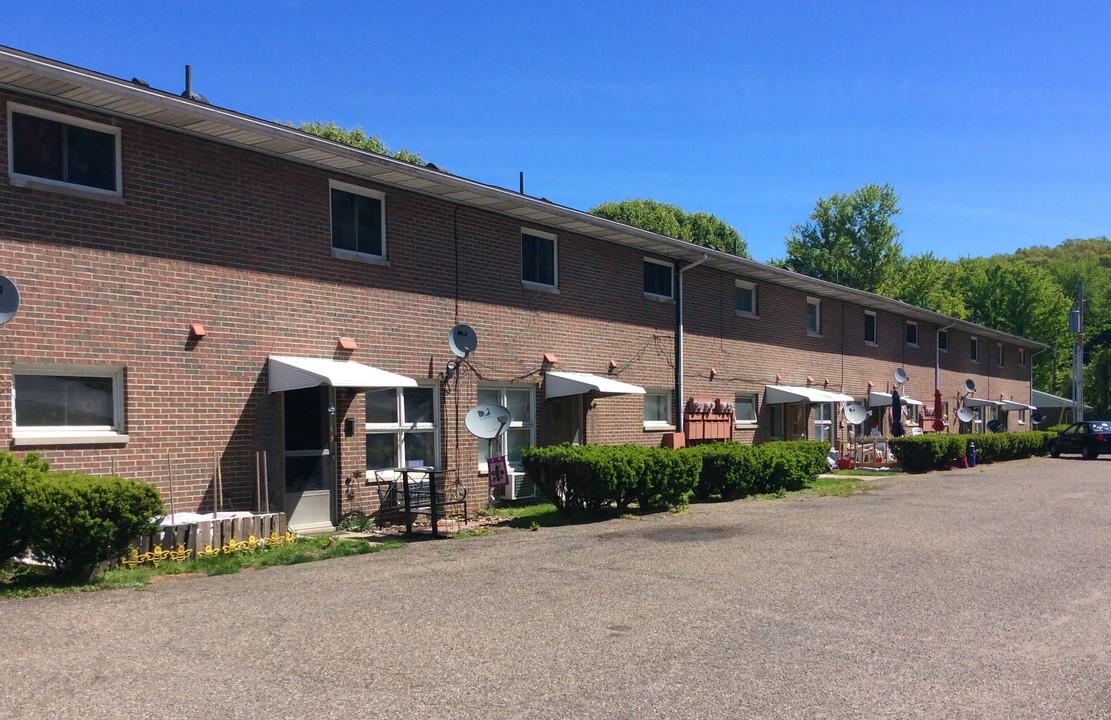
[{"left": 1, "top": 456, "right": 1108, "bottom": 719}]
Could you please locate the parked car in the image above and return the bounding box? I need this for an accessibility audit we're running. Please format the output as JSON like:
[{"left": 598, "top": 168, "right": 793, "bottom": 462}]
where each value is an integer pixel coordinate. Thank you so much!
[{"left": 1050, "top": 420, "right": 1111, "bottom": 460}]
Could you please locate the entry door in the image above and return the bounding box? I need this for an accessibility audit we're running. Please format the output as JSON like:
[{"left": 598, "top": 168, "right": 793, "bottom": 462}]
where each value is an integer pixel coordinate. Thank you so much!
[
  {"left": 549, "top": 394, "right": 584, "bottom": 445},
  {"left": 283, "top": 386, "right": 335, "bottom": 531}
]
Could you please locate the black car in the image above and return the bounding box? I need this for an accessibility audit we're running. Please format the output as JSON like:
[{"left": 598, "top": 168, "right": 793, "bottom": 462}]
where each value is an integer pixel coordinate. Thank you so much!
[{"left": 1050, "top": 420, "right": 1111, "bottom": 460}]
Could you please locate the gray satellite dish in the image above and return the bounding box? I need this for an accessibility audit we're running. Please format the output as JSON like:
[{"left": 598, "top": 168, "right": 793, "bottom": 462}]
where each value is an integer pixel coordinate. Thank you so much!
[
  {"left": 448, "top": 324, "right": 478, "bottom": 358},
  {"left": 956, "top": 407, "right": 975, "bottom": 423},
  {"left": 964, "top": 379, "right": 977, "bottom": 394},
  {"left": 0, "top": 275, "right": 20, "bottom": 325},
  {"left": 1031, "top": 413, "right": 1046, "bottom": 426},
  {"left": 893, "top": 367, "right": 908, "bottom": 385},
  {"left": 464, "top": 403, "right": 512, "bottom": 439},
  {"left": 844, "top": 403, "right": 870, "bottom": 425}
]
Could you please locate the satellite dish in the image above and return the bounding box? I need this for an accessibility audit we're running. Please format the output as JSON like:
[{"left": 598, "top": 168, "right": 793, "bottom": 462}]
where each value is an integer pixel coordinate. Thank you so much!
[
  {"left": 893, "top": 367, "right": 908, "bottom": 385},
  {"left": 1031, "top": 413, "right": 1046, "bottom": 426},
  {"left": 956, "top": 407, "right": 975, "bottom": 423},
  {"left": 964, "top": 379, "right": 977, "bottom": 394},
  {"left": 464, "top": 403, "right": 512, "bottom": 439},
  {"left": 0, "top": 275, "right": 20, "bottom": 325},
  {"left": 987, "top": 420, "right": 1003, "bottom": 433},
  {"left": 844, "top": 404, "right": 870, "bottom": 425},
  {"left": 448, "top": 324, "right": 478, "bottom": 358}
]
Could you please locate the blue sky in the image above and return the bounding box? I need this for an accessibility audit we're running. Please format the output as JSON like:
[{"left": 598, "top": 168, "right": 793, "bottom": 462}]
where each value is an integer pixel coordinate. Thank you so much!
[{"left": 3, "top": 1, "right": 1109, "bottom": 262}]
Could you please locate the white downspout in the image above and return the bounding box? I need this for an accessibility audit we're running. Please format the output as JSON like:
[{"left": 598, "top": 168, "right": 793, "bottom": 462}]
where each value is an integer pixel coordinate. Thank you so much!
[{"left": 676, "top": 254, "right": 709, "bottom": 433}]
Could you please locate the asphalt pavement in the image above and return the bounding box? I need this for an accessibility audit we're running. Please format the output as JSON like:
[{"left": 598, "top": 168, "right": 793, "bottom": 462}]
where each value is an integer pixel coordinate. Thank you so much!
[{"left": 1, "top": 456, "right": 1108, "bottom": 719}]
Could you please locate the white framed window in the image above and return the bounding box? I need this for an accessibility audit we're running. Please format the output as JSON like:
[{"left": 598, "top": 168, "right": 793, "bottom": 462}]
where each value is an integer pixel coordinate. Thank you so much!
[
  {"left": 864, "top": 311, "right": 877, "bottom": 345},
  {"left": 938, "top": 329, "right": 949, "bottom": 352},
  {"left": 970, "top": 336, "right": 979, "bottom": 363},
  {"left": 997, "top": 342, "right": 1005, "bottom": 367},
  {"left": 643, "top": 389, "right": 673, "bottom": 429},
  {"left": 1019, "top": 348, "right": 1026, "bottom": 367},
  {"left": 365, "top": 385, "right": 438, "bottom": 472},
  {"left": 330, "top": 179, "right": 386, "bottom": 260},
  {"left": 12, "top": 366, "right": 128, "bottom": 445},
  {"left": 477, "top": 385, "right": 535, "bottom": 471},
  {"left": 905, "top": 321, "right": 919, "bottom": 347},
  {"left": 735, "top": 280, "right": 757, "bottom": 316},
  {"left": 643, "top": 258, "right": 674, "bottom": 301},
  {"left": 813, "top": 403, "right": 834, "bottom": 443},
  {"left": 522, "top": 229, "right": 558, "bottom": 289},
  {"left": 806, "top": 297, "right": 821, "bottom": 335},
  {"left": 8, "top": 103, "right": 122, "bottom": 197},
  {"left": 735, "top": 394, "right": 758, "bottom": 426}
]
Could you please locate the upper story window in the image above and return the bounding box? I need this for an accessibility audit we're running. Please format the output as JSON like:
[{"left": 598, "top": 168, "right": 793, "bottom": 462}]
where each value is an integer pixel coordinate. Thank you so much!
[
  {"left": 365, "top": 385, "right": 438, "bottom": 472},
  {"left": 12, "top": 365, "right": 128, "bottom": 446},
  {"left": 1019, "top": 348, "right": 1026, "bottom": 367},
  {"left": 521, "top": 230, "right": 557, "bottom": 289},
  {"left": 806, "top": 297, "right": 821, "bottom": 335},
  {"left": 9, "top": 104, "right": 121, "bottom": 197},
  {"left": 644, "top": 258, "right": 674, "bottom": 300},
  {"left": 864, "top": 311, "right": 877, "bottom": 345},
  {"left": 735, "top": 280, "right": 757, "bottom": 316},
  {"left": 997, "top": 342, "right": 1005, "bottom": 367},
  {"left": 330, "top": 180, "right": 385, "bottom": 260},
  {"left": 938, "top": 329, "right": 950, "bottom": 352},
  {"left": 970, "top": 336, "right": 979, "bottom": 363},
  {"left": 905, "top": 321, "right": 919, "bottom": 347}
]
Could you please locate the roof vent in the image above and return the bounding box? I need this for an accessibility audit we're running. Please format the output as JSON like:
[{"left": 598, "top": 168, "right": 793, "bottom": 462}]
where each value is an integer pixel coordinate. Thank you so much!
[
  {"left": 131, "top": 77, "right": 150, "bottom": 87},
  {"left": 181, "top": 65, "right": 209, "bottom": 104}
]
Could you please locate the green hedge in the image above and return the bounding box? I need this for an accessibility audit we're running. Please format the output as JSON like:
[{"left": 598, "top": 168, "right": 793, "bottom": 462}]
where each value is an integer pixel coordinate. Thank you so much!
[
  {"left": 888, "top": 432, "right": 1054, "bottom": 473},
  {"left": 688, "top": 440, "right": 830, "bottom": 500},
  {"left": 0, "top": 452, "right": 164, "bottom": 578},
  {"left": 521, "top": 444, "right": 700, "bottom": 513}
]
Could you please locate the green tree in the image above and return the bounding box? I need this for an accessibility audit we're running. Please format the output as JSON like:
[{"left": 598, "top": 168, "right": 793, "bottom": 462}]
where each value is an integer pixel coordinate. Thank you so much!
[
  {"left": 1084, "top": 346, "right": 1111, "bottom": 418},
  {"left": 778, "top": 183, "right": 905, "bottom": 293},
  {"left": 294, "top": 121, "right": 425, "bottom": 166},
  {"left": 888, "top": 252, "right": 968, "bottom": 317},
  {"left": 959, "top": 257, "right": 1071, "bottom": 389},
  {"left": 589, "top": 199, "right": 750, "bottom": 257}
]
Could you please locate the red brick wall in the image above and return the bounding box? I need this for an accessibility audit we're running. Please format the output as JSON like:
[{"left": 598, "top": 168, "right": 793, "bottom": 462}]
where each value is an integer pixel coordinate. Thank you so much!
[{"left": 0, "top": 90, "right": 1036, "bottom": 523}]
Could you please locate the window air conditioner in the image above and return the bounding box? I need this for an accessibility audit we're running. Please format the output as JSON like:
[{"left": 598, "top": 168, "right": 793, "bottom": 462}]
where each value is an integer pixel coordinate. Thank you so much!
[{"left": 498, "top": 471, "right": 537, "bottom": 501}]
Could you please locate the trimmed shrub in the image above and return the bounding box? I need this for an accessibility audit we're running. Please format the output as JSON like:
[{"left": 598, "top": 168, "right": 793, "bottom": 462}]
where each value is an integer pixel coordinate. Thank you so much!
[
  {"left": 687, "top": 440, "right": 830, "bottom": 500},
  {"left": 889, "top": 431, "right": 1054, "bottom": 473},
  {"left": 0, "top": 452, "right": 50, "bottom": 565},
  {"left": 637, "top": 448, "right": 700, "bottom": 511},
  {"left": 22, "top": 473, "right": 164, "bottom": 578}
]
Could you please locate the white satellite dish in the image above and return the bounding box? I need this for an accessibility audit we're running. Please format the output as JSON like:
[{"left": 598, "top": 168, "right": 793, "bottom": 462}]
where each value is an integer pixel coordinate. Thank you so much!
[
  {"left": 844, "top": 404, "right": 870, "bottom": 425},
  {"left": 893, "top": 367, "right": 908, "bottom": 385},
  {"left": 464, "top": 403, "right": 512, "bottom": 439},
  {"left": 964, "top": 379, "right": 977, "bottom": 394},
  {"left": 448, "top": 324, "right": 478, "bottom": 358},
  {"left": 956, "top": 407, "right": 975, "bottom": 423},
  {"left": 0, "top": 275, "right": 20, "bottom": 325}
]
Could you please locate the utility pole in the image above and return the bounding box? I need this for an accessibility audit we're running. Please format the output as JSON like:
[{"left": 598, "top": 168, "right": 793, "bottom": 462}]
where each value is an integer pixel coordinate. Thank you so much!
[{"left": 1071, "top": 282, "right": 1085, "bottom": 422}]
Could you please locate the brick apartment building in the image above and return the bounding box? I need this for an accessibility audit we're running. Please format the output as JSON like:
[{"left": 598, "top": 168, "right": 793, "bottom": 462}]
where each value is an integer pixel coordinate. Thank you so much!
[{"left": 0, "top": 46, "right": 1043, "bottom": 530}]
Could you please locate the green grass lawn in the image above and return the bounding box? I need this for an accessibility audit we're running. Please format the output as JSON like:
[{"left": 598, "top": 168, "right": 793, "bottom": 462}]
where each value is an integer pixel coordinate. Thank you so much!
[{"left": 1, "top": 535, "right": 404, "bottom": 599}]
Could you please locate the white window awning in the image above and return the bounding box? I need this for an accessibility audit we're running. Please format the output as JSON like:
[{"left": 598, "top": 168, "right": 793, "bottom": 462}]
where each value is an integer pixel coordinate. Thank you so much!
[
  {"left": 1032, "top": 390, "right": 1075, "bottom": 408},
  {"left": 962, "top": 397, "right": 1002, "bottom": 408},
  {"left": 868, "top": 390, "right": 924, "bottom": 407},
  {"left": 268, "top": 356, "right": 418, "bottom": 394},
  {"left": 544, "top": 371, "right": 646, "bottom": 399},
  {"left": 1000, "top": 400, "right": 1036, "bottom": 412},
  {"left": 764, "top": 385, "right": 854, "bottom": 405}
]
